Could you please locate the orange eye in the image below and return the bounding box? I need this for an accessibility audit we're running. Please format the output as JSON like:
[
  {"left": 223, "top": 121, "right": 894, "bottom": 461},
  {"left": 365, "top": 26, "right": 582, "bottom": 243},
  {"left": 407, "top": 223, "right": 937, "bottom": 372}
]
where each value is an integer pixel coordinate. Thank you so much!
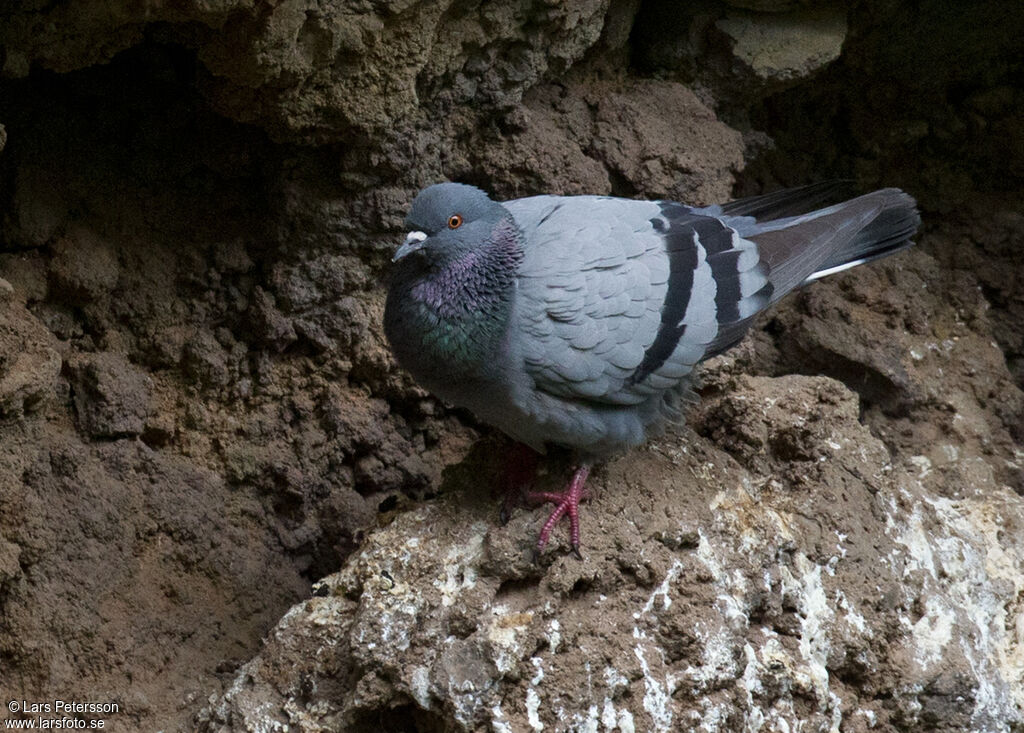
[{"left": 448, "top": 214, "right": 463, "bottom": 229}]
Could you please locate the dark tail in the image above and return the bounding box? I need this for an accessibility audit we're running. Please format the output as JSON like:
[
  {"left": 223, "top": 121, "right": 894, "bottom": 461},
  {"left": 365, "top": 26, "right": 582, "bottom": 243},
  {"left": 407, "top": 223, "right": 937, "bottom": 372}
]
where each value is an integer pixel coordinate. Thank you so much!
[
  {"left": 804, "top": 190, "right": 920, "bottom": 283},
  {"left": 737, "top": 187, "right": 920, "bottom": 300},
  {"left": 719, "top": 180, "right": 857, "bottom": 220},
  {"left": 700, "top": 185, "right": 920, "bottom": 360}
]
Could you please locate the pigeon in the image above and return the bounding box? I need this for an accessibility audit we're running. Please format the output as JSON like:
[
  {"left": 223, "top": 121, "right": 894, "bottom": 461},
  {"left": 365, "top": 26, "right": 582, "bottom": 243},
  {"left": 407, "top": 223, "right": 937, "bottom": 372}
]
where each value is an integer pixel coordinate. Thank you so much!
[{"left": 384, "top": 181, "right": 920, "bottom": 556}]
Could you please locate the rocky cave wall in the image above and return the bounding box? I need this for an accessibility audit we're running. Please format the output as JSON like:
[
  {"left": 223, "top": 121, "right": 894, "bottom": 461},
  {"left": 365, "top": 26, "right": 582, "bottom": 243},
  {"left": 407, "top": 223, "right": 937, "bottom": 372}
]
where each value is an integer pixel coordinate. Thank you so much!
[{"left": 1, "top": 0, "right": 1023, "bottom": 731}]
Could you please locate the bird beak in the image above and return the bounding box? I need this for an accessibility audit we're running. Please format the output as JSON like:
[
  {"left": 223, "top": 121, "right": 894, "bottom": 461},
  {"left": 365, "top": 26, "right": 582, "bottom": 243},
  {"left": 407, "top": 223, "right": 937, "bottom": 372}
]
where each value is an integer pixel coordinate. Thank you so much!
[{"left": 392, "top": 231, "right": 428, "bottom": 262}]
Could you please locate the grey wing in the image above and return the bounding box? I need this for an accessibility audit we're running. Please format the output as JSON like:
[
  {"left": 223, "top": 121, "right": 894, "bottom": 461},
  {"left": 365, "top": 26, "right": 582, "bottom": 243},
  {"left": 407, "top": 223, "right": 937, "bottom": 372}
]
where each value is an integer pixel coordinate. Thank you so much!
[{"left": 506, "top": 195, "right": 773, "bottom": 406}]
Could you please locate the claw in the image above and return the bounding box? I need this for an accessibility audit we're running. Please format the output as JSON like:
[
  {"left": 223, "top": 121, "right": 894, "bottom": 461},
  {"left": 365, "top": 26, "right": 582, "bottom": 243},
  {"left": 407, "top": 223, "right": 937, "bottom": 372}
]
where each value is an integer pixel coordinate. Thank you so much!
[{"left": 530, "top": 464, "right": 591, "bottom": 557}]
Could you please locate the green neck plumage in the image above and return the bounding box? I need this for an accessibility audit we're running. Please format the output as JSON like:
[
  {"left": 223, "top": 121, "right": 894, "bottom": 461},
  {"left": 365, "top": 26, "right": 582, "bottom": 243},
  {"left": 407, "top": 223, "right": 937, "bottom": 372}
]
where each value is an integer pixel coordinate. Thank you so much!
[{"left": 386, "top": 217, "right": 523, "bottom": 381}]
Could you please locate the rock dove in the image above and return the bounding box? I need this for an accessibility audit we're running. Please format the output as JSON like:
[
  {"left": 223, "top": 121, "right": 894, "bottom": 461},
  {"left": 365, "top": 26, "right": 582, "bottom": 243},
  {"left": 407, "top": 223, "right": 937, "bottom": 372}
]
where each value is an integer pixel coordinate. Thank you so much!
[{"left": 384, "top": 181, "right": 920, "bottom": 555}]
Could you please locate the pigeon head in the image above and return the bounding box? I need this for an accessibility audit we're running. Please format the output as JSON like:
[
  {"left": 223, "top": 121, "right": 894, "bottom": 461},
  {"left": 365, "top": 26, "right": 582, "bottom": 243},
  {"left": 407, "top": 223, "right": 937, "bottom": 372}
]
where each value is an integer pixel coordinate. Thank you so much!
[
  {"left": 393, "top": 183, "right": 510, "bottom": 266},
  {"left": 384, "top": 182, "right": 525, "bottom": 387}
]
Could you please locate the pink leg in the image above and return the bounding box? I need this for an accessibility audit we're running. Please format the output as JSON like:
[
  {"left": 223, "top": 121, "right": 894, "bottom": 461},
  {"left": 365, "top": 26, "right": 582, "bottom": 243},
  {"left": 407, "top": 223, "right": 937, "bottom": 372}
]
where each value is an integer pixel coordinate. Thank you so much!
[{"left": 529, "top": 464, "right": 591, "bottom": 558}]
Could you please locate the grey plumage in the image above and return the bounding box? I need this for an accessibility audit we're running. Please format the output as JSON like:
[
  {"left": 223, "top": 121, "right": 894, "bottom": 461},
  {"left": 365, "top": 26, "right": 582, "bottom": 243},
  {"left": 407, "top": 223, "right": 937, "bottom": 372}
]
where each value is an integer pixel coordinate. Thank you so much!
[{"left": 384, "top": 181, "right": 920, "bottom": 552}]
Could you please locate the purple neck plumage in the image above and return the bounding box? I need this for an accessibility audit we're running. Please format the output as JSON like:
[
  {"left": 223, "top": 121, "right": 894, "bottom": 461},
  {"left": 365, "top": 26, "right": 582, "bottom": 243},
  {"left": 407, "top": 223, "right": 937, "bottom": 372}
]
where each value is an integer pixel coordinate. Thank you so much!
[
  {"left": 383, "top": 214, "right": 524, "bottom": 381},
  {"left": 409, "top": 216, "right": 523, "bottom": 318}
]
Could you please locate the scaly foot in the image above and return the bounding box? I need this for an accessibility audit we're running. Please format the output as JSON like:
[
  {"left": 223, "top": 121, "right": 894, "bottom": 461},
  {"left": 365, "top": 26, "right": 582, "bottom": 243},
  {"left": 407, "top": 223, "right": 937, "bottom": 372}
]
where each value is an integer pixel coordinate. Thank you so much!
[{"left": 528, "top": 464, "right": 591, "bottom": 558}]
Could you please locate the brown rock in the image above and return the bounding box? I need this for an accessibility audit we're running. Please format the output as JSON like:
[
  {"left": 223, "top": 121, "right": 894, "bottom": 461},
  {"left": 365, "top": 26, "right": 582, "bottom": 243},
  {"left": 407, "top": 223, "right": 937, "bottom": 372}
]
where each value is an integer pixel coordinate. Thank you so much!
[
  {"left": 716, "top": 6, "right": 847, "bottom": 88},
  {"left": 49, "top": 225, "right": 120, "bottom": 305},
  {"left": 6, "top": 166, "right": 68, "bottom": 248},
  {"left": 592, "top": 80, "right": 745, "bottom": 203},
  {"left": 0, "top": 299, "right": 61, "bottom": 417},
  {"left": 68, "top": 351, "right": 153, "bottom": 438},
  {"left": 200, "top": 375, "right": 1024, "bottom": 731},
  {"left": 1, "top": 0, "right": 617, "bottom": 142},
  {"left": 0, "top": 536, "right": 22, "bottom": 588},
  {"left": 0, "top": 0, "right": 1021, "bottom": 730}
]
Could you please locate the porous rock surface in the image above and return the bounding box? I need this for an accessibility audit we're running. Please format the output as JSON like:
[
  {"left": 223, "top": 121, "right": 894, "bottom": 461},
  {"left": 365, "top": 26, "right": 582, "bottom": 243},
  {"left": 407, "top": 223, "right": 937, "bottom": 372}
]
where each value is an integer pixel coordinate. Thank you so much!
[
  {"left": 199, "top": 243, "right": 1024, "bottom": 731},
  {"left": 1, "top": 0, "right": 1022, "bottom": 731}
]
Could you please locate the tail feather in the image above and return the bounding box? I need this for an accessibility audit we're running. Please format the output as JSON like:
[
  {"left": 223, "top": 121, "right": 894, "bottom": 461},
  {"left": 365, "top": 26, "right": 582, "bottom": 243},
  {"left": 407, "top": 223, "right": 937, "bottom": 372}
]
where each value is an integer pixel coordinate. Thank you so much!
[
  {"left": 698, "top": 185, "right": 920, "bottom": 360},
  {"left": 814, "top": 190, "right": 921, "bottom": 277},
  {"left": 741, "top": 187, "right": 920, "bottom": 298},
  {"left": 803, "top": 240, "right": 914, "bottom": 283},
  {"left": 717, "top": 180, "right": 856, "bottom": 220}
]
